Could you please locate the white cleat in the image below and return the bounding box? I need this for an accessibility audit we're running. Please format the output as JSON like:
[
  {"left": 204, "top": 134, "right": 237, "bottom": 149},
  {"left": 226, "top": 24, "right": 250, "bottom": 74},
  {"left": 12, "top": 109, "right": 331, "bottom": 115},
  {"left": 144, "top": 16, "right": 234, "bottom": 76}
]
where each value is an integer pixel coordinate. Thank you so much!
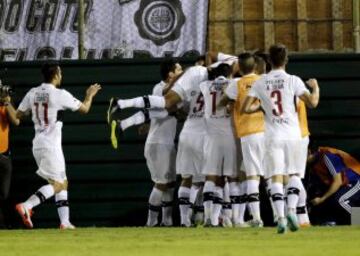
[{"left": 60, "top": 222, "right": 76, "bottom": 230}]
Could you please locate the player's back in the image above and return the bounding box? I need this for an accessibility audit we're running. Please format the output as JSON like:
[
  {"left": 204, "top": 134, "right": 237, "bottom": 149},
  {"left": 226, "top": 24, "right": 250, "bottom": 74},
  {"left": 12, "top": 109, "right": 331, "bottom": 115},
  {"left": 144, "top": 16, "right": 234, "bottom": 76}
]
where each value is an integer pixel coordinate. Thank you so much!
[
  {"left": 146, "top": 81, "right": 177, "bottom": 145},
  {"left": 182, "top": 86, "right": 206, "bottom": 134},
  {"left": 200, "top": 77, "right": 232, "bottom": 135},
  {"left": 251, "top": 69, "right": 307, "bottom": 140},
  {"left": 19, "top": 83, "right": 81, "bottom": 149}
]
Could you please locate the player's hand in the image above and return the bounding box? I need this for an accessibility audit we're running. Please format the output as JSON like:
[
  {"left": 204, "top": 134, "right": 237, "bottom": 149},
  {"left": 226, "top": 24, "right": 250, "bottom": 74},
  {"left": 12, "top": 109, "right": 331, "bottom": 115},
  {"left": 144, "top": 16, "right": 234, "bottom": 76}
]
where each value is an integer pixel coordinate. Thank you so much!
[
  {"left": 86, "top": 83, "right": 101, "bottom": 98},
  {"left": 311, "top": 197, "right": 324, "bottom": 206},
  {"left": 306, "top": 79, "right": 319, "bottom": 89}
]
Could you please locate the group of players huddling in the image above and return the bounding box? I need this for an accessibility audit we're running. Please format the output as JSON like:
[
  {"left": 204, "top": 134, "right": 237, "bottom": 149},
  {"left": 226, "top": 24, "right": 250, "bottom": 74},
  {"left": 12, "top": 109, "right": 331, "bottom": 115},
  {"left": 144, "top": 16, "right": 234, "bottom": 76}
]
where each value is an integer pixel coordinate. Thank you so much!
[{"left": 107, "top": 43, "right": 320, "bottom": 234}]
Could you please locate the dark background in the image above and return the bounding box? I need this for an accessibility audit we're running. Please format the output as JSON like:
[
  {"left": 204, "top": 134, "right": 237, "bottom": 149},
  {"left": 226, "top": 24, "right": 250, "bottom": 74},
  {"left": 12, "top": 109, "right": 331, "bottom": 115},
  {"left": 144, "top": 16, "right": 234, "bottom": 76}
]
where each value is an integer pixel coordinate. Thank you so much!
[{"left": 1, "top": 55, "right": 360, "bottom": 228}]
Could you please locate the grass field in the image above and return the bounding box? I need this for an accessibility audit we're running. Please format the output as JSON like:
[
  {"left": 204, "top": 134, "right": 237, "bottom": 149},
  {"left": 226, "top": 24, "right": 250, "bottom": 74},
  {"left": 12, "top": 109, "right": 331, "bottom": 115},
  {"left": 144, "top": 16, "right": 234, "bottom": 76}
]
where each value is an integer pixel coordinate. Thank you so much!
[{"left": 1, "top": 226, "right": 360, "bottom": 256}]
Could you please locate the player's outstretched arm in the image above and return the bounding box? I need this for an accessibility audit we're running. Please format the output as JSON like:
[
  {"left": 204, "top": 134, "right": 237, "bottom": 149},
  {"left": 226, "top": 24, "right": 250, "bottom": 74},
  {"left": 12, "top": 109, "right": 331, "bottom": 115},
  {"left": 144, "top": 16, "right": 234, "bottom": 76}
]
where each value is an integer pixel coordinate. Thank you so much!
[
  {"left": 311, "top": 172, "right": 342, "bottom": 206},
  {"left": 300, "top": 78, "right": 320, "bottom": 108},
  {"left": 78, "top": 83, "right": 101, "bottom": 114}
]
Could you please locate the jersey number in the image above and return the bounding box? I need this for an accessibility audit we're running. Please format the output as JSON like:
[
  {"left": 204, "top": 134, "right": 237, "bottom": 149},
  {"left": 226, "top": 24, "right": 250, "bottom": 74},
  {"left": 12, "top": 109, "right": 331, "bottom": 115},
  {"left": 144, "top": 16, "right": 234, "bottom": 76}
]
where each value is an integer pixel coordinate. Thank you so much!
[
  {"left": 271, "top": 90, "right": 283, "bottom": 116},
  {"left": 193, "top": 93, "right": 204, "bottom": 113},
  {"left": 34, "top": 103, "right": 49, "bottom": 125}
]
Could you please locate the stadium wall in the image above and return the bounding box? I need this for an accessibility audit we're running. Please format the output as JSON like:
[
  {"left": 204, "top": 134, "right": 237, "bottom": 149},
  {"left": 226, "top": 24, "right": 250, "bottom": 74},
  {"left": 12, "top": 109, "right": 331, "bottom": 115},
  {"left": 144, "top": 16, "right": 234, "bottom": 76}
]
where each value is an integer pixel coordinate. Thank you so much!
[{"left": 2, "top": 55, "right": 360, "bottom": 228}]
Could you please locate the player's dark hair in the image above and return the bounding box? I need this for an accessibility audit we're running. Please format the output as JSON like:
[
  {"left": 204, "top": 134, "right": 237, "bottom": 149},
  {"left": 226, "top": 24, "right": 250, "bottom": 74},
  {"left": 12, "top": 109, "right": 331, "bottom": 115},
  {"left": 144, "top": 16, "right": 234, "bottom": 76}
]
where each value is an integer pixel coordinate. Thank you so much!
[
  {"left": 238, "top": 52, "right": 255, "bottom": 75},
  {"left": 269, "top": 44, "right": 288, "bottom": 68},
  {"left": 214, "top": 63, "right": 232, "bottom": 78},
  {"left": 160, "top": 58, "right": 177, "bottom": 81},
  {"left": 254, "top": 50, "right": 271, "bottom": 73},
  {"left": 42, "top": 62, "right": 60, "bottom": 83}
]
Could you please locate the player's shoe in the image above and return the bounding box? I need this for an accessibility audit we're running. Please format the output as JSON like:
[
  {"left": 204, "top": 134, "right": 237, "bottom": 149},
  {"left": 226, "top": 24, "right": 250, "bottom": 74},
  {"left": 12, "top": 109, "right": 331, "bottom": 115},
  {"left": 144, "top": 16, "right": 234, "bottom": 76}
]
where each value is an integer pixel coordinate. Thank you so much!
[
  {"left": 299, "top": 222, "right": 311, "bottom": 228},
  {"left": 234, "top": 221, "right": 251, "bottom": 228},
  {"left": 110, "top": 120, "right": 123, "bottom": 150},
  {"left": 249, "top": 219, "right": 264, "bottom": 228},
  {"left": 60, "top": 223, "right": 76, "bottom": 230},
  {"left": 277, "top": 217, "right": 287, "bottom": 234},
  {"left": 15, "top": 203, "right": 33, "bottom": 229},
  {"left": 107, "top": 97, "right": 119, "bottom": 124},
  {"left": 287, "top": 212, "right": 299, "bottom": 232},
  {"left": 221, "top": 216, "right": 233, "bottom": 228}
]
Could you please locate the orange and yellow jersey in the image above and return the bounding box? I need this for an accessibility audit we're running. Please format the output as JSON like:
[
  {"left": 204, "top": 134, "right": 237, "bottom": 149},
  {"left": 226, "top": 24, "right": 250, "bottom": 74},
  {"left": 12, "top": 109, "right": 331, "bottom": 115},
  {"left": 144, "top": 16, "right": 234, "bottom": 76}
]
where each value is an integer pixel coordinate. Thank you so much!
[
  {"left": 297, "top": 99, "right": 310, "bottom": 138},
  {"left": 0, "top": 106, "right": 9, "bottom": 153},
  {"left": 225, "top": 74, "right": 264, "bottom": 138}
]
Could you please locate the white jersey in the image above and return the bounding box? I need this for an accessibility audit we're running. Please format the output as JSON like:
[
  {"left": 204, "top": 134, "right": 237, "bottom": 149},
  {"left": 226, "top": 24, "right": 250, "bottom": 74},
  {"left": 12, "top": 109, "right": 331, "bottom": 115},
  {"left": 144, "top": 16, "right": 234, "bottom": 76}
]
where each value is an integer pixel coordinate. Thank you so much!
[
  {"left": 248, "top": 69, "right": 310, "bottom": 140},
  {"left": 200, "top": 77, "right": 233, "bottom": 135},
  {"left": 171, "top": 66, "right": 208, "bottom": 102},
  {"left": 146, "top": 81, "right": 177, "bottom": 145},
  {"left": 18, "top": 83, "right": 81, "bottom": 150},
  {"left": 182, "top": 86, "right": 206, "bottom": 134}
]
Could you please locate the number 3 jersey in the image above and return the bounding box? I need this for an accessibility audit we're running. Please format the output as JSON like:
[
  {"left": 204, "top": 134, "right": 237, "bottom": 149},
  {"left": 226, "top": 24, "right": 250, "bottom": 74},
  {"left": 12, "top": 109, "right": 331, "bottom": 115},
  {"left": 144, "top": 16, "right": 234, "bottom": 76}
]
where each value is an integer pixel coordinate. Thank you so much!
[
  {"left": 18, "top": 83, "right": 82, "bottom": 149},
  {"left": 248, "top": 69, "right": 309, "bottom": 140},
  {"left": 199, "top": 76, "right": 233, "bottom": 135}
]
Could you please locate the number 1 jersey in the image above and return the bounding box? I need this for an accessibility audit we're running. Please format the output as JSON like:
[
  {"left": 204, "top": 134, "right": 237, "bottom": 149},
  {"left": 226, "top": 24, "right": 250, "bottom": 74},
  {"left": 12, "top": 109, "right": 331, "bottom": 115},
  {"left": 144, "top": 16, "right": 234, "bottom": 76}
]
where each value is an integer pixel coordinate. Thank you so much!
[
  {"left": 18, "top": 83, "right": 82, "bottom": 149},
  {"left": 199, "top": 77, "right": 233, "bottom": 135}
]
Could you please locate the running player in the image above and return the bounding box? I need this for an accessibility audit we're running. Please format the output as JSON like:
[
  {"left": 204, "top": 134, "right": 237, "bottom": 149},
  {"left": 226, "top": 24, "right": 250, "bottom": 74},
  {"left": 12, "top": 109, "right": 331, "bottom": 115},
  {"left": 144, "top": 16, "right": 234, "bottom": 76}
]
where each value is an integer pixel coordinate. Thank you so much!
[
  {"left": 242, "top": 44, "right": 319, "bottom": 233},
  {"left": 15, "top": 63, "right": 101, "bottom": 229}
]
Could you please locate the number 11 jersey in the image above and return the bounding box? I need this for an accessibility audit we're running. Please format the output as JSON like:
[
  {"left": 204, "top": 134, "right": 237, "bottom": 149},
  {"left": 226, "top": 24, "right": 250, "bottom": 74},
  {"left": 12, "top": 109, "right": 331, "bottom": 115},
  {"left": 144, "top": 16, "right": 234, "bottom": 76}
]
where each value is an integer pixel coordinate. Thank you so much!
[
  {"left": 248, "top": 69, "right": 309, "bottom": 140},
  {"left": 18, "top": 83, "right": 82, "bottom": 149}
]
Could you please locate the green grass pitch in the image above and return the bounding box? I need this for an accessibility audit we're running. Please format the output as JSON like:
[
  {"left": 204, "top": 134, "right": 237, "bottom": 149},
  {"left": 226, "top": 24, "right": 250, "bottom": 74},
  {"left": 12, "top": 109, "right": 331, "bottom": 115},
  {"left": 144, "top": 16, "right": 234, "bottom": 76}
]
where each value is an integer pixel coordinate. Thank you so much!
[{"left": 1, "top": 226, "right": 359, "bottom": 256}]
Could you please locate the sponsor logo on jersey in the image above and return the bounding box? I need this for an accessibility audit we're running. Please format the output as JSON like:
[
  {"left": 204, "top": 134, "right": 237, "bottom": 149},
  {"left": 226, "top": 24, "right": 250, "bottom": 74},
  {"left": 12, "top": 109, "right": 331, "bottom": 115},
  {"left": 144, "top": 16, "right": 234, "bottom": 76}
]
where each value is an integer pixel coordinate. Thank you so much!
[{"left": 134, "top": 0, "right": 185, "bottom": 46}]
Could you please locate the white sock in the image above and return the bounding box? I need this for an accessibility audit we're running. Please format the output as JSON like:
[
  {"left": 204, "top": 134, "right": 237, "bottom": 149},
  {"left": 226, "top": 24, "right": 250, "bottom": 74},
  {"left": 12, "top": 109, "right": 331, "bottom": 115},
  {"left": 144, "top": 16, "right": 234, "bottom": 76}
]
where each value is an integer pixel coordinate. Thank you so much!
[
  {"left": 211, "top": 186, "right": 223, "bottom": 226},
  {"left": 203, "top": 181, "right": 215, "bottom": 221},
  {"left": 55, "top": 190, "right": 70, "bottom": 225},
  {"left": 178, "top": 186, "right": 191, "bottom": 225},
  {"left": 118, "top": 95, "right": 166, "bottom": 109},
  {"left": 286, "top": 176, "right": 302, "bottom": 214},
  {"left": 149, "top": 109, "right": 168, "bottom": 119},
  {"left": 162, "top": 188, "right": 174, "bottom": 226},
  {"left": 223, "top": 182, "right": 232, "bottom": 220},
  {"left": 229, "top": 181, "right": 240, "bottom": 223},
  {"left": 247, "top": 179, "right": 261, "bottom": 221},
  {"left": 271, "top": 182, "right": 285, "bottom": 219},
  {"left": 239, "top": 181, "right": 247, "bottom": 223},
  {"left": 24, "top": 184, "right": 55, "bottom": 210},
  {"left": 120, "top": 111, "right": 145, "bottom": 131},
  {"left": 297, "top": 180, "right": 310, "bottom": 224},
  {"left": 146, "top": 187, "right": 163, "bottom": 226},
  {"left": 265, "top": 179, "right": 277, "bottom": 222}
]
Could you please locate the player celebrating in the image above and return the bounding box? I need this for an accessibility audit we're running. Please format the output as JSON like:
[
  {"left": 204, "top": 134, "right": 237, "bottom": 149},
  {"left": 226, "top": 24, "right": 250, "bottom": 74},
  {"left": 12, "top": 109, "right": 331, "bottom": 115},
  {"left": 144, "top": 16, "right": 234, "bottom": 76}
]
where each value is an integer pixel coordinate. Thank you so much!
[
  {"left": 200, "top": 64, "right": 237, "bottom": 227},
  {"left": 15, "top": 63, "right": 101, "bottom": 229},
  {"left": 221, "top": 52, "right": 265, "bottom": 227},
  {"left": 243, "top": 44, "right": 319, "bottom": 233}
]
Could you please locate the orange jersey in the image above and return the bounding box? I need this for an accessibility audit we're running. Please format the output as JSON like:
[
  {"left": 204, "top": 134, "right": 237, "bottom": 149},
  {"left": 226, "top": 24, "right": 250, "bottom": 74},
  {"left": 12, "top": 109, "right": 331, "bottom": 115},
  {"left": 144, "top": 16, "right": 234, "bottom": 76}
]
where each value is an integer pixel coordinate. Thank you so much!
[
  {"left": 0, "top": 106, "right": 9, "bottom": 153},
  {"left": 232, "top": 74, "right": 264, "bottom": 138},
  {"left": 297, "top": 100, "right": 310, "bottom": 137}
]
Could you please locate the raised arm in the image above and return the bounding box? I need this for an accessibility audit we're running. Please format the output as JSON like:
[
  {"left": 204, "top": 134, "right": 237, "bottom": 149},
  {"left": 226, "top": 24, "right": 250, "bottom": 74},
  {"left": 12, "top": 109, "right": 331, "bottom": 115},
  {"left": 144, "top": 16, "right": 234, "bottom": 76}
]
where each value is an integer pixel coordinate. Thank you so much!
[
  {"left": 299, "top": 78, "right": 320, "bottom": 109},
  {"left": 1, "top": 96, "right": 20, "bottom": 126},
  {"left": 78, "top": 83, "right": 101, "bottom": 114}
]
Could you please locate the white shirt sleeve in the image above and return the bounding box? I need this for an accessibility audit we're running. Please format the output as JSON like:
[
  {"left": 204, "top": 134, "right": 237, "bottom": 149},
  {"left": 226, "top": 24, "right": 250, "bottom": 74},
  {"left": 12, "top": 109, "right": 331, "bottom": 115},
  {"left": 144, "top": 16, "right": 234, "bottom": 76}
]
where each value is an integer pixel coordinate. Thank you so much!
[
  {"left": 293, "top": 76, "right": 310, "bottom": 97},
  {"left": 225, "top": 80, "right": 238, "bottom": 100},
  {"left": 152, "top": 83, "right": 163, "bottom": 96},
  {"left": 58, "top": 89, "right": 82, "bottom": 111},
  {"left": 18, "top": 91, "right": 31, "bottom": 112},
  {"left": 248, "top": 80, "right": 260, "bottom": 98},
  {"left": 171, "top": 66, "right": 208, "bottom": 101}
]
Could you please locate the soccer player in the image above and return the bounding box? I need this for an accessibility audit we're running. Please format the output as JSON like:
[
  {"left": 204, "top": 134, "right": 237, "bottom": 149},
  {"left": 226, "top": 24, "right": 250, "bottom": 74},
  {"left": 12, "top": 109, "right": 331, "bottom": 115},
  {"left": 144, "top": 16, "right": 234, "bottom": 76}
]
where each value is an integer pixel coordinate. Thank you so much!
[
  {"left": 242, "top": 44, "right": 319, "bottom": 233},
  {"left": 176, "top": 83, "right": 206, "bottom": 227},
  {"left": 200, "top": 64, "right": 237, "bottom": 227},
  {"left": 140, "top": 60, "right": 182, "bottom": 227},
  {"left": 221, "top": 52, "right": 265, "bottom": 227},
  {"left": 296, "top": 99, "right": 311, "bottom": 226},
  {"left": 15, "top": 63, "right": 101, "bottom": 229}
]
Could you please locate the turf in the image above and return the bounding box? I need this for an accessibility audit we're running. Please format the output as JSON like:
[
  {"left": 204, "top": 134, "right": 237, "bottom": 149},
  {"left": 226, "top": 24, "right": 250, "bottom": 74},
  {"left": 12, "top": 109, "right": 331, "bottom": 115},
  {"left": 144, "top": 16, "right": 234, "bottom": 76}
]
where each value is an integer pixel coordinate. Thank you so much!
[{"left": 0, "top": 226, "right": 359, "bottom": 256}]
